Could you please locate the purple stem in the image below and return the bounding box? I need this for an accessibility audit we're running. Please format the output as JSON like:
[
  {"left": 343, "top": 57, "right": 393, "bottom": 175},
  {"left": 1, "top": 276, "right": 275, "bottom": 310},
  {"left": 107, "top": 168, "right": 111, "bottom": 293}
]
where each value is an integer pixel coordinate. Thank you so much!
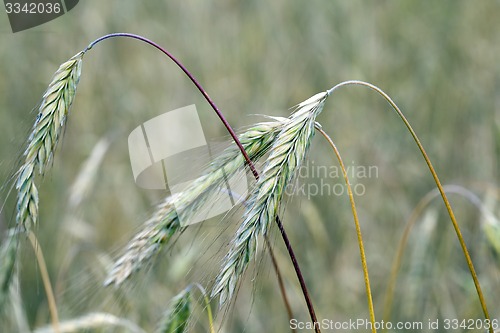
[
  {"left": 86, "top": 33, "right": 319, "bottom": 331},
  {"left": 86, "top": 33, "right": 259, "bottom": 179}
]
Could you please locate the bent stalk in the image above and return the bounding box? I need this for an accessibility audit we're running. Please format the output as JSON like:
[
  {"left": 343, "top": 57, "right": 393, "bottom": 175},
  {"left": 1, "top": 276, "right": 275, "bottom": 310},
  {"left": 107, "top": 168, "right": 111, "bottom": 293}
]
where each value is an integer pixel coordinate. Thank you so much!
[
  {"left": 327, "top": 80, "right": 491, "bottom": 332},
  {"left": 316, "top": 125, "right": 376, "bottom": 333}
]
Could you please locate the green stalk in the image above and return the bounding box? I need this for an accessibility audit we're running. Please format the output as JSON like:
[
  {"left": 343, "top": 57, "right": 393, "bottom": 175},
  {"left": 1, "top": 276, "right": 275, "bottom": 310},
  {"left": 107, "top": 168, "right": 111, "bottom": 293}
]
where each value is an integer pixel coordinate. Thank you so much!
[{"left": 191, "top": 283, "right": 215, "bottom": 333}]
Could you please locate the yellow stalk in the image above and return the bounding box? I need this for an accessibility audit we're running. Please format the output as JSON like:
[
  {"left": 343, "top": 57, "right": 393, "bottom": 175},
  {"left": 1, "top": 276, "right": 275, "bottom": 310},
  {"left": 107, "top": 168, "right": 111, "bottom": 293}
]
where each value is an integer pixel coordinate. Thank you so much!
[
  {"left": 28, "top": 231, "right": 60, "bottom": 333},
  {"left": 316, "top": 125, "right": 377, "bottom": 333},
  {"left": 327, "top": 81, "right": 491, "bottom": 332}
]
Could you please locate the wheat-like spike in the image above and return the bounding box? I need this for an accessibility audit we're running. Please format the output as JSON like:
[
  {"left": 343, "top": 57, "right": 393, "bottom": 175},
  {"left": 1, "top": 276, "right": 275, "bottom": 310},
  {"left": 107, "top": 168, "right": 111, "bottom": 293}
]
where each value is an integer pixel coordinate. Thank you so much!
[
  {"left": 104, "top": 119, "right": 289, "bottom": 286},
  {"left": 211, "top": 91, "right": 329, "bottom": 305},
  {"left": 157, "top": 288, "right": 192, "bottom": 333},
  {"left": 16, "top": 52, "right": 84, "bottom": 232},
  {"left": 0, "top": 229, "right": 19, "bottom": 311},
  {"left": 32, "top": 312, "right": 146, "bottom": 333},
  {"left": 104, "top": 197, "right": 179, "bottom": 286},
  {"left": 174, "top": 118, "right": 288, "bottom": 215}
]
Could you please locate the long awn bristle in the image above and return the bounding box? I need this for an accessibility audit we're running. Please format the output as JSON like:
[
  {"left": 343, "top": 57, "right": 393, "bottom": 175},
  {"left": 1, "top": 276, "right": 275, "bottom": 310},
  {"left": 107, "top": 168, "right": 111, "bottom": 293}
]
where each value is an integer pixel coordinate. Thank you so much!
[
  {"left": 211, "top": 91, "right": 329, "bottom": 305},
  {"left": 104, "top": 118, "right": 289, "bottom": 286}
]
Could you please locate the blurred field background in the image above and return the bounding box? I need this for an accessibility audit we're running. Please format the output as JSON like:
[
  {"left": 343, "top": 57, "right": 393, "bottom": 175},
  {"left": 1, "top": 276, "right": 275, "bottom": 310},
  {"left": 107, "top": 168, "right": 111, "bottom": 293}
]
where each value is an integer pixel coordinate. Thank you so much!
[{"left": 1, "top": 1, "right": 500, "bottom": 332}]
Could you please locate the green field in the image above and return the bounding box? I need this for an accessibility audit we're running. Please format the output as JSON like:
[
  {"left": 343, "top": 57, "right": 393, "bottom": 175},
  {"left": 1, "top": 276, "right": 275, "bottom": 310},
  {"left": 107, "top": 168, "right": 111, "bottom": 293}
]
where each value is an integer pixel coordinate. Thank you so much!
[{"left": 1, "top": 1, "right": 499, "bottom": 332}]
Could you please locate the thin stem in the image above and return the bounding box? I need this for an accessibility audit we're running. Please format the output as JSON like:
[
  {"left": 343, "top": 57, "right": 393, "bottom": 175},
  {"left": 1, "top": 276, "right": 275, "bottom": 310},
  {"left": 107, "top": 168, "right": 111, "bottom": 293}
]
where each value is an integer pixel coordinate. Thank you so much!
[
  {"left": 264, "top": 235, "right": 297, "bottom": 333},
  {"left": 316, "top": 126, "right": 376, "bottom": 333},
  {"left": 230, "top": 190, "right": 296, "bottom": 331},
  {"left": 275, "top": 215, "right": 321, "bottom": 333},
  {"left": 382, "top": 190, "right": 432, "bottom": 326},
  {"left": 191, "top": 283, "right": 215, "bottom": 333},
  {"left": 383, "top": 185, "right": 496, "bottom": 327},
  {"left": 85, "top": 33, "right": 317, "bottom": 329},
  {"left": 28, "top": 232, "right": 60, "bottom": 333},
  {"left": 328, "top": 80, "right": 491, "bottom": 332}
]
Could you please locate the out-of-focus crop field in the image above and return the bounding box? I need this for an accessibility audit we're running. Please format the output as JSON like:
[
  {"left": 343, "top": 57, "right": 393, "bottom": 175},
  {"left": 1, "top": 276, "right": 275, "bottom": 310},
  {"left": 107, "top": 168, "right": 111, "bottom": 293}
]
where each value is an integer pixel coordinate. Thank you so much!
[{"left": 1, "top": 1, "right": 499, "bottom": 332}]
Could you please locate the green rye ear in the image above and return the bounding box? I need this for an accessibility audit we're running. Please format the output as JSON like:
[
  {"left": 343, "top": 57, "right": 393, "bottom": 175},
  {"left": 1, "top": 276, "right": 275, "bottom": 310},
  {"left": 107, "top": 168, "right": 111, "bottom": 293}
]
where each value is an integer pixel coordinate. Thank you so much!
[{"left": 16, "top": 51, "right": 84, "bottom": 232}]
